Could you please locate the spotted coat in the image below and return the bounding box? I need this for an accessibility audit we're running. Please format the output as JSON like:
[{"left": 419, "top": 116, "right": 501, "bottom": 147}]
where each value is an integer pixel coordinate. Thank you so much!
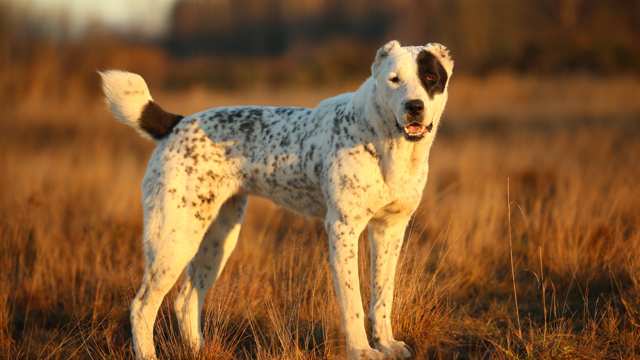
[{"left": 100, "top": 40, "right": 454, "bottom": 360}]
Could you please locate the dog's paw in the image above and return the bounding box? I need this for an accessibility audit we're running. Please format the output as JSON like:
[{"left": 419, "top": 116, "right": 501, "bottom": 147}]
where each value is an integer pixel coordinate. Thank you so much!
[
  {"left": 375, "top": 339, "right": 413, "bottom": 359},
  {"left": 348, "top": 346, "right": 385, "bottom": 360}
]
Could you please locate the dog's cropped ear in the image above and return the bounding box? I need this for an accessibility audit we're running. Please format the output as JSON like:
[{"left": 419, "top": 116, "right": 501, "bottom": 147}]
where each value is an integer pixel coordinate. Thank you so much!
[
  {"left": 371, "top": 40, "right": 401, "bottom": 75},
  {"left": 425, "top": 42, "right": 454, "bottom": 75}
]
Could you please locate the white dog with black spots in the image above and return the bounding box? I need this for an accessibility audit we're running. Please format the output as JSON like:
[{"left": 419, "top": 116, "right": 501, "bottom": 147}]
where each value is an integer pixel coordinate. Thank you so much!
[{"left": 100, "top": 40, "right": 453, "bottom": 360}]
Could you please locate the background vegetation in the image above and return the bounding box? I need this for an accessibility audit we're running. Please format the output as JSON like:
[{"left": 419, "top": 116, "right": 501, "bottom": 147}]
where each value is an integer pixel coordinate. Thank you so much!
[
  {"left": 1, "top": 0, "right": 640, "bottom": 103},
  {"left": 0, "top": 0, "right": 639, "bottom": 359}
]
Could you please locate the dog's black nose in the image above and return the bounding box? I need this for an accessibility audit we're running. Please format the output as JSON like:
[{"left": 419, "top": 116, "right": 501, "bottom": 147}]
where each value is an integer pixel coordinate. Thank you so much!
[{"left": 404, "top": 99, "right": 424, "bottom": 116}]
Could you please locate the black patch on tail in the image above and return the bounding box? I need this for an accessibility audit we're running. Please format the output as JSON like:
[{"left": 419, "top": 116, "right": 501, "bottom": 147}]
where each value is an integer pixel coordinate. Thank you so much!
[
  {"left": 139, "top": 101, "right": 184, "bottom": 140},
  {"left": 417, "top": 50, "right": 448, "bottom": 98}
]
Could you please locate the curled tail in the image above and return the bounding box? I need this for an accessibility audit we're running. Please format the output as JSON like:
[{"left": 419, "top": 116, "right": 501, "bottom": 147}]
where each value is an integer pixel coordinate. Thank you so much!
[{"left": 99, "top": 70, "right": 183, "bottom": 140}]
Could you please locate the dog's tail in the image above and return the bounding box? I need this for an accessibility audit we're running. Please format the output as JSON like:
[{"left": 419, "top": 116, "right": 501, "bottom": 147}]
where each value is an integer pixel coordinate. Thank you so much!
[{"left": 99, "top": 70, "right": 183, "bottom": 140}]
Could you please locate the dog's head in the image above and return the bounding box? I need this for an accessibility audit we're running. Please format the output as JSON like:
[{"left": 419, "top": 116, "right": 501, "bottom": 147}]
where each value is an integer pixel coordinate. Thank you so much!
[{"left": 371, "top": 40, "right": 454, "bottom": 141}]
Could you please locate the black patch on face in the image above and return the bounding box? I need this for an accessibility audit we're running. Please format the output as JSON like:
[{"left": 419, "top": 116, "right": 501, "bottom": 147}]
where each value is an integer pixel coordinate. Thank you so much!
[
  {"left": 417, "top": 50, "right": 448, "bottom": 98},
  {"left": 139, "top": 101, "right": 184, "bottom": 140}
]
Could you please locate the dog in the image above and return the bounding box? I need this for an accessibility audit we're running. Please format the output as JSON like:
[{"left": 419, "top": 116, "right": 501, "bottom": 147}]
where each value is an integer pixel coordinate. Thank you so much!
[{"left": 100, "top": 40, "right": 453, "bottom": 360}]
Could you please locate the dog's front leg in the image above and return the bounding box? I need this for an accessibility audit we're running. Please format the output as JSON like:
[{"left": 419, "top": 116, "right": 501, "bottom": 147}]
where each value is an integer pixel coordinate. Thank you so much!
[
  {"left": 325, "top": 212, "right": 384, "bottom": 360},
  {"left": 368, "top": 214, "right": 413, "bottom": 359}
]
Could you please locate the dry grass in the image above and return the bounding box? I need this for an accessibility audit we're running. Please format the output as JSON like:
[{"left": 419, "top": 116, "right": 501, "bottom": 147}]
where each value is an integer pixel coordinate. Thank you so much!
[{"left": 1, "top": 77, "right": 639, "bottom": 359}]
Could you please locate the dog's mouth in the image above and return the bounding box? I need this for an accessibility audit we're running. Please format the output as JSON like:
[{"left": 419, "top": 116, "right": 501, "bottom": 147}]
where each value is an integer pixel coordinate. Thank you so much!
[{"left": 398, "top": 121, "right": 432, "bottom": 141}]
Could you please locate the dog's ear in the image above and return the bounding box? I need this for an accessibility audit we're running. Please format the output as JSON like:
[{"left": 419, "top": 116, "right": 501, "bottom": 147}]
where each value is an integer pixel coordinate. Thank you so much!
[
  {"left": 424, "top": 43, "right": 454, "bottom": 75},
  {"left": 371, "top": 40, "right": 401, "bottom": 75}
]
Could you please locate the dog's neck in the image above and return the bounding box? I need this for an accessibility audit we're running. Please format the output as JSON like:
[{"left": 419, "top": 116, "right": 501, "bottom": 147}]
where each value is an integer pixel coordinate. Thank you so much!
[{"left": 351, "top": 78, "right": 433, "bottom": 190}]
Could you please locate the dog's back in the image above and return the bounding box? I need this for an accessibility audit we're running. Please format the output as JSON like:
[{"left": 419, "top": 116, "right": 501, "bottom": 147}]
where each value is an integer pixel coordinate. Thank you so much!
[{"left": 100, "top": 70, "right": 368, "bottom": 217}]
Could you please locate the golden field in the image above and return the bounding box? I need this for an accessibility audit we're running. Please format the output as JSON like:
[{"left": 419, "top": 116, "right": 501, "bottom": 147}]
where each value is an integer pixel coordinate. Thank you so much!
[{"left": 1, "top": 75, "right": 639, "bottom": 359}]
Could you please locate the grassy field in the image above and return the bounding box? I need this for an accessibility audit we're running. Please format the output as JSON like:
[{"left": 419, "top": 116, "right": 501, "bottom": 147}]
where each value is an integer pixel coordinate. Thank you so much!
[{"left": 1, "top": 76, "right": 639, "bottom": 359}]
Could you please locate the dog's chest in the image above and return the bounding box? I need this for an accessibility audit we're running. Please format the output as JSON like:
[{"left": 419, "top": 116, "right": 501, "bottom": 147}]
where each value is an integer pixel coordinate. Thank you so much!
[
  {"left": 378, "top": 140, "right": 431, "bottom": 201},
  {"left": 374, "top": 167, "right": 429, "bottom": 217}
]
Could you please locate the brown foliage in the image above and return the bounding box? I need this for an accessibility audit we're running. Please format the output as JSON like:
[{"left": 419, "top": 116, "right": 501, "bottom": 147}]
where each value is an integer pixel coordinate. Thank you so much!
[
  {"left": 1, "top": 80, "right": 639, "bottom": 358},
  {"left": 2, "top": 0, "right": 640, "bottom": 107}
]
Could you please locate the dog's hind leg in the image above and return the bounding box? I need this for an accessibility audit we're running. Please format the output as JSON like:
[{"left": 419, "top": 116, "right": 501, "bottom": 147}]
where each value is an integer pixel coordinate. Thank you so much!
[
  {"left": 130, "top": 180, "right": 231, "bottom": 360},
  {"left": 173, "top": 194, "right": 247, "bottom": 351}
]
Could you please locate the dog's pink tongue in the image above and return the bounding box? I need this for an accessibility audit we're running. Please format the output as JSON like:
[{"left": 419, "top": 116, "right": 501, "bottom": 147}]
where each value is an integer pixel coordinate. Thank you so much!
[{"left": 406, "top": 124, "right": 423, "bottom": 133}]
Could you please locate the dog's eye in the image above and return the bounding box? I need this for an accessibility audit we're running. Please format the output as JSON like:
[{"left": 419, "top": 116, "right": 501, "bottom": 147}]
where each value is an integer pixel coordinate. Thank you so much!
[
  {"left": 425, "top": 73, "right": 437, "bottom": 82},
  {"left": 389, "top": 75, "right": 400, "bottom": 84}
]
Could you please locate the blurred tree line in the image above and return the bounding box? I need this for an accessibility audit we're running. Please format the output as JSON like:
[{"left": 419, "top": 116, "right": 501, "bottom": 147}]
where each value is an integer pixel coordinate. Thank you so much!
[
  {"left": 0, "top": 0, "right": 639, "bottom": 104},
  {"left": 167, "top": 0, "right": 640, "bottom": 74}
]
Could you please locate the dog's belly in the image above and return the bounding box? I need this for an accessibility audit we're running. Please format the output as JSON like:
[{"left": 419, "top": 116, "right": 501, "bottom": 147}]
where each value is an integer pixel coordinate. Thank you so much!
[
  {"left": 260, "top": 189, "right": 326, "bottom": 218},
  {"left": 242, "top": 172, "right": 326, "bottom": 218}
]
